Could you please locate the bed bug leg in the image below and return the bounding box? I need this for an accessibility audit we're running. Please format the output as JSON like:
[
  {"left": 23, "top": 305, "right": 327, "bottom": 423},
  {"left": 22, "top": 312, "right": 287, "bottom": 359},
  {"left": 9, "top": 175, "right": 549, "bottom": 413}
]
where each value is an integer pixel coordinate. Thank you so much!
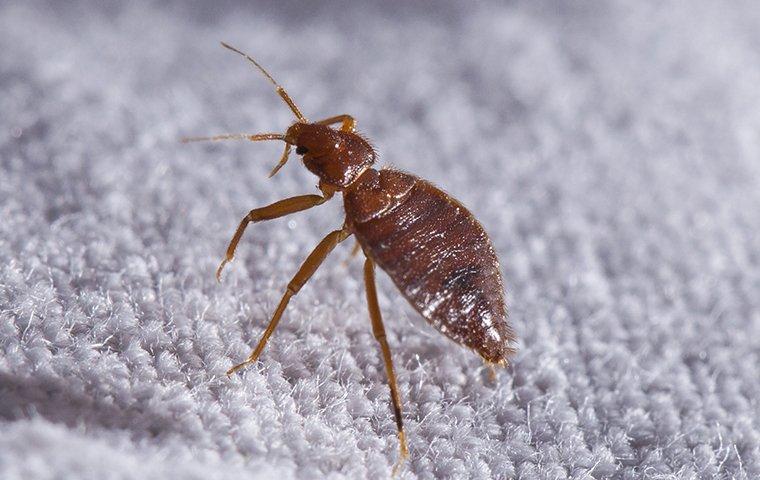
[
  {"left": 364, "top": 257, "right": 409, "bottom": 474},
  {"left": 486, "top": 363, "right": 499, "bottom": 383},
  {"left": 227, "top": 226, "right": 351, "bottom": 376},
  {"left": 349, "top": 241, "right": 362, "bottom": 258},
  {"left": 484, "top": 358, "right": 508, "bottom": 383},
  {"left": 315, "top": 114, "right": 356, "bottom": 132},
  {"left": 268, "top": 143, "right": 292, "bottom": 178},
  {"left": 341, "top": 241, "right": 362, "bottom": 268},
  {"left": 216, "top": 193, "right": 333, "bottom": 281}
]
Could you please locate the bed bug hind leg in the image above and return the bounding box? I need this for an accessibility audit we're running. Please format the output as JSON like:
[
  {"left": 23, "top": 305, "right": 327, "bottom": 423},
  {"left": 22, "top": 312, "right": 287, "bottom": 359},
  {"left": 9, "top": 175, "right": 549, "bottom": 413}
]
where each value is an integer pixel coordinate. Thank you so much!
[
  {"left": 216, "top": 192, "right": 334, "bottom": 281},
  {"left": 364, "top": 257, "right": 409, "bottom": 475},
  {"left": 227, "top": 226, "right": 351, "bottom": 376}
]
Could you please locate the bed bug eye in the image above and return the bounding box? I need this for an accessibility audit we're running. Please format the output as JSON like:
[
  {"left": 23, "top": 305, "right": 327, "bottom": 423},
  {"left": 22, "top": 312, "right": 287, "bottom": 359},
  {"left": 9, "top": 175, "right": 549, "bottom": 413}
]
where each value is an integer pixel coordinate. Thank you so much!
[{"left": 296, "top": 145, "right": 308, "bottom": 155}]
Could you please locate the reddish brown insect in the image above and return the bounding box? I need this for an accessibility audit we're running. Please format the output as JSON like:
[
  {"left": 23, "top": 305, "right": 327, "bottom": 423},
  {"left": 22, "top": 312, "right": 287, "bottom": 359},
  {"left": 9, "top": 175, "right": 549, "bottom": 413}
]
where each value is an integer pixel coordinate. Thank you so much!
[{"left": 184, "top": 42, "right": 516, "bottom": 473}]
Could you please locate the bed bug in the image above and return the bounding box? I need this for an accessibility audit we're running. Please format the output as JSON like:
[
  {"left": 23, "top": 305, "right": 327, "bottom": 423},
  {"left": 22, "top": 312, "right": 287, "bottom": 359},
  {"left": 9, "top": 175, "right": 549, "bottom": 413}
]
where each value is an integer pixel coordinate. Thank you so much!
[{"left": 183, "top": 42, "right": 516, "bottom": 473}]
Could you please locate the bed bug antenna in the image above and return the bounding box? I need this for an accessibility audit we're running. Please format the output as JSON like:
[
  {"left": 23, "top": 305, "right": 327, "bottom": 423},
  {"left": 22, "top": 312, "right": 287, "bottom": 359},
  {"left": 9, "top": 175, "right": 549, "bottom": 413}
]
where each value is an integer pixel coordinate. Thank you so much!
[
  {"left": 180, "top": 133, "right": 291, "bottom": 177},
  {"left": 179, "top": 43, "right": 304, "bottom": 176},
  {"left": 180, "top": 133, "right": 285, "bottom": 143},
  {"left": 220, "top": 42, "right": 307, "bottom": 123}
]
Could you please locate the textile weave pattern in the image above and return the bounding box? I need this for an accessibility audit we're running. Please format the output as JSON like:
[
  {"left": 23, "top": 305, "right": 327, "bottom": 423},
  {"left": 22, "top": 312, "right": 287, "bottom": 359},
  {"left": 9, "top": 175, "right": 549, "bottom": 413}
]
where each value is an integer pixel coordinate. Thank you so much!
[{"left": 2, "top": 1, "right": 760, "bottom": 479}]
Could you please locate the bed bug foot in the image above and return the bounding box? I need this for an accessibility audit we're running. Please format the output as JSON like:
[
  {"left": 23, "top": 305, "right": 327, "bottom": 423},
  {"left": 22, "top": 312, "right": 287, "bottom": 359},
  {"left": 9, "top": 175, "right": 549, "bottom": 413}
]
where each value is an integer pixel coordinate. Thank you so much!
[
  {"left": 391, "top": 429, "right": 410, "bottom": 477},
  {"left": 226, "top": 360, "right": 252, "bottom": 377},
  {"left": 216, "top": 257, "right": 232, "bottom": 282}
]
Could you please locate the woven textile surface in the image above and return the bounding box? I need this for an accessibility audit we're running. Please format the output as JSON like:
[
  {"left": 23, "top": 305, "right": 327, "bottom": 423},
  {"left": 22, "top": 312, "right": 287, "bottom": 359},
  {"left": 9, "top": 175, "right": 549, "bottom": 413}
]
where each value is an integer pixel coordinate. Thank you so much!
[{"left": 2, "top": 1, "right": 760, "bottom": 479}]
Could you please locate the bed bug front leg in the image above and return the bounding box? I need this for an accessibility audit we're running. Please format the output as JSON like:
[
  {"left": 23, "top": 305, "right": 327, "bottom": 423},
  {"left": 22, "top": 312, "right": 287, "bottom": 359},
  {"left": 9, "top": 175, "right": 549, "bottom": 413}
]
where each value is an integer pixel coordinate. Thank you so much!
[
  {"left": 227, "top": 225, "right": 351, "bottom": 376},
  {"left": 314, "top": 114, "right": 356, "bottom": 132},
  {"left": 216, "top": 192, "right": 334, "bottom": 281},
  {"left": 364, "top": 257, "right": 409, "bottom": 474}
]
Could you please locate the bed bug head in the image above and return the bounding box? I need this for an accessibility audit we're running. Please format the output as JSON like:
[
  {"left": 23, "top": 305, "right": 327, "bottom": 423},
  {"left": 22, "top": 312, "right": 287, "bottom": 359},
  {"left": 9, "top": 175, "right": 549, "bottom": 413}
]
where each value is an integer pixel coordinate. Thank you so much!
[
  {"left": 284, "top": 122, "right": 375, "bottom": 189},
  {"left": 183, "top": 42, "right": 375, "bottom": 188}
]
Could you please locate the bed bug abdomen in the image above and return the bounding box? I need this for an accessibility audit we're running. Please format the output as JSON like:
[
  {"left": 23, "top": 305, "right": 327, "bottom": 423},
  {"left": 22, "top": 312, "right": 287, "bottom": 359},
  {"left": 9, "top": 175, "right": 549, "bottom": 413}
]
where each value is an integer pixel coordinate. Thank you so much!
[{"left": 345, "top": 169, "right": 515, "bottom": 363}]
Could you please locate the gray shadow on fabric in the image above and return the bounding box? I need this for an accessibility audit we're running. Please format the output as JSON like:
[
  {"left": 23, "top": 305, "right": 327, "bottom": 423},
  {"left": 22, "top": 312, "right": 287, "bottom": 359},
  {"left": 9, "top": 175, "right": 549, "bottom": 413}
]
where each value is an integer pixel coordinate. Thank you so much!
[{"left": 0, "top": 371, "right": 192, "bottom": 440}]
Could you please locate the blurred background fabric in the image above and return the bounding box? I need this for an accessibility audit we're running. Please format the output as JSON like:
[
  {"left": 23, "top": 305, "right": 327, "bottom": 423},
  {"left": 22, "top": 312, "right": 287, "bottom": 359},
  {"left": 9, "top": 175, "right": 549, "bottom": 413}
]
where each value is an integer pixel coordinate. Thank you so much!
[{"left": 2, "top": 1, "right": 760, "bottom": 479}]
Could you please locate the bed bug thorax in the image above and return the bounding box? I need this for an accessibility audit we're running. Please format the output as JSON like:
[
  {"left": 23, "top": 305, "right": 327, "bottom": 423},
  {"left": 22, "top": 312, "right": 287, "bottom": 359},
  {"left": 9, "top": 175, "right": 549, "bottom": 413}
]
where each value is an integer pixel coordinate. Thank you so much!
[{"left": 183, "top": 42, "right": 516, "bottom": 475}]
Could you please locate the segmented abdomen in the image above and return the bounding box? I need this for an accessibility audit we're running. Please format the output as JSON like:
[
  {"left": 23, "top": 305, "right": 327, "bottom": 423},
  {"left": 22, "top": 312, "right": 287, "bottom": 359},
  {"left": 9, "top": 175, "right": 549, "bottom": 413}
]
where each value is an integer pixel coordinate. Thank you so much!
[{"left": 344, "top": 168, "right": 515, "bottom": 363}]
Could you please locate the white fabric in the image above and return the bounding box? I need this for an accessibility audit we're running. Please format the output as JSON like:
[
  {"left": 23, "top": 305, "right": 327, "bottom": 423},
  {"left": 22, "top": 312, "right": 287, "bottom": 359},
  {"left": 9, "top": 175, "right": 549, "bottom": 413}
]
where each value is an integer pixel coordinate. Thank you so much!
[{"left": 2, "top": 2, "right": 760, "bottom": 478}]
